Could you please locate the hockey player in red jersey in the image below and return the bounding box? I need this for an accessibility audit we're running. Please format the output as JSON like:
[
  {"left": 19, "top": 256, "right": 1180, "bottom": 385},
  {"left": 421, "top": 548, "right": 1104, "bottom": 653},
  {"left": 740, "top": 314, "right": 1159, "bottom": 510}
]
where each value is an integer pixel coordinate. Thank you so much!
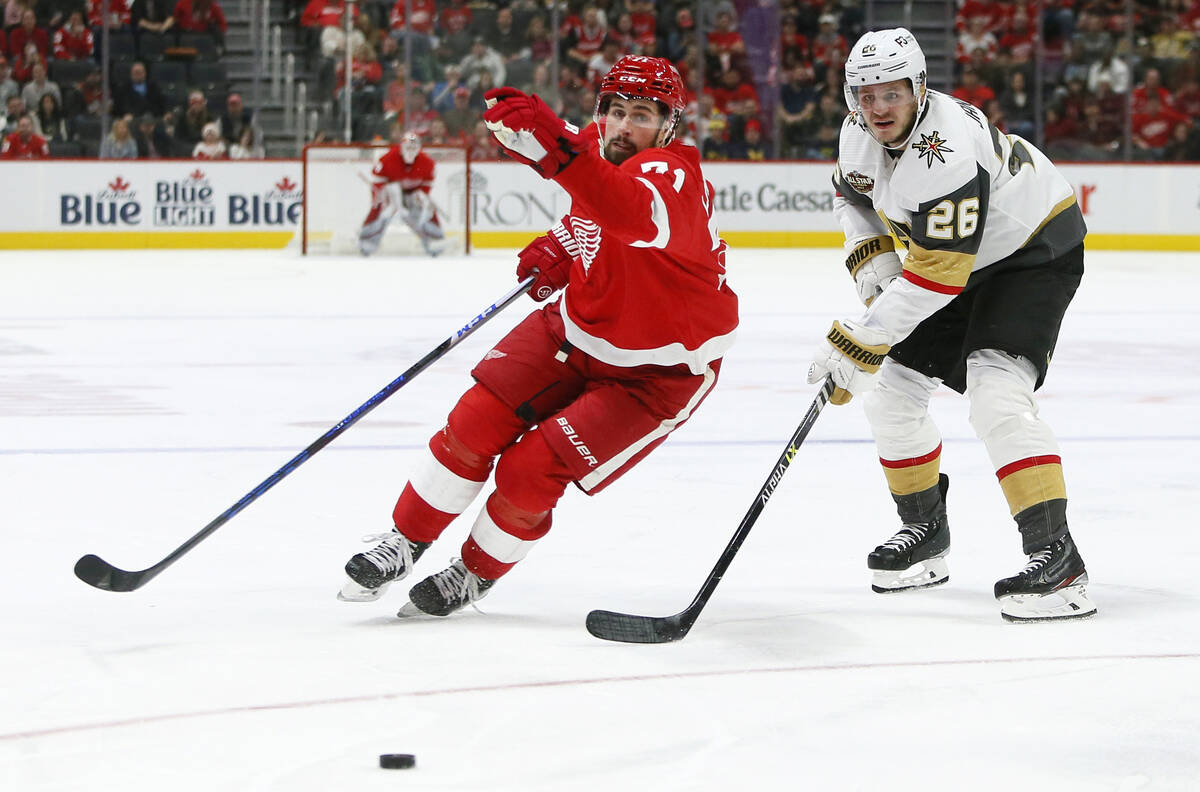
[
  {"left": 338, "top": 55, "right": 738, "bottom": 618},
  {"left": 358, "top": 130, "right": 446, "bottom": 256}
]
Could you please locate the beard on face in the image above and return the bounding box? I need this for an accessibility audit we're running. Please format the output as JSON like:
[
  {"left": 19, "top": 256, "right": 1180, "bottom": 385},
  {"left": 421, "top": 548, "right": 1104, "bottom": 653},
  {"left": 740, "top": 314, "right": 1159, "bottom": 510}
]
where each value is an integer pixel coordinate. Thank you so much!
[{"left": 603, "top": 135, "right": 638, "bottom": 164}]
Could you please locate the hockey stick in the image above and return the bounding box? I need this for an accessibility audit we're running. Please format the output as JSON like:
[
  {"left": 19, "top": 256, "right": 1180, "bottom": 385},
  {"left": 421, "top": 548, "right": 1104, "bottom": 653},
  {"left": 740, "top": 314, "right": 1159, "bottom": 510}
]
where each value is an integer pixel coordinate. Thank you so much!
[
  {"left": 74, "top": 277, "right": 535, "bottom": 593},
  {"left": 586, "top": 377, "right": 837, "bottom": 643}
]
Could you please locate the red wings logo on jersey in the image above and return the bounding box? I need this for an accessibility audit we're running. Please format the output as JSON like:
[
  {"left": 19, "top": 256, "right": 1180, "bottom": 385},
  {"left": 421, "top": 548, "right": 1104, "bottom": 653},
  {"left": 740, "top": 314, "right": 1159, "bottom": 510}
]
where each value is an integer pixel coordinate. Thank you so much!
[{"left": 570, "top": 218, "right": 603, "bottom": 274}]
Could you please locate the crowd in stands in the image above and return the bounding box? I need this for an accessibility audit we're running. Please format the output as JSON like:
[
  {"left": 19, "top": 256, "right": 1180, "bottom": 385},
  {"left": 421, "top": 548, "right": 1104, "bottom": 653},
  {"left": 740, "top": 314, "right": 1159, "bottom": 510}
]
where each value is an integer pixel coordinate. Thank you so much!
[
  {"left": 6, "top": 0, "right": 1200, "bottom": 161},
  {"left": 947, "top": 0, "right": 1200, "bottom": 160},
  {"left": 1, "top": 0, "right": 257, "bottom": 158}
]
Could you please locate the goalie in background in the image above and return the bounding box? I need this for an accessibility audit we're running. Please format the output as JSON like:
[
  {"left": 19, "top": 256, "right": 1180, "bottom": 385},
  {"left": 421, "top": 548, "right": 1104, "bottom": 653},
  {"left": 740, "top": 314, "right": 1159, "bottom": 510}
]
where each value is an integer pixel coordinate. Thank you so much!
[{"left": 358, "top": 130, "right": 447, "bottom": 257}]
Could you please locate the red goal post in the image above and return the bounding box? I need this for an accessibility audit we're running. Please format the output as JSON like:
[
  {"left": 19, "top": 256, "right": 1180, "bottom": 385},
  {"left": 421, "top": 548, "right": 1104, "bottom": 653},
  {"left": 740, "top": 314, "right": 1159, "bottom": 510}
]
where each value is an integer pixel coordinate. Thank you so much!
[{"left": 301, "top": 142, "right": 472, "bottom": 256}]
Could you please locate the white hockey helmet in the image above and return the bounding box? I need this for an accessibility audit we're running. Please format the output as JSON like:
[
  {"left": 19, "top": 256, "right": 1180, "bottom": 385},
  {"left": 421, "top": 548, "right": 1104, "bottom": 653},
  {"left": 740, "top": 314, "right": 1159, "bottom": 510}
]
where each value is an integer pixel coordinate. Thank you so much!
[
  {"left": 843, "top": 28, "right": 928, "bottom": 147},
  {"left": 400, "top": 131, "right": 421, "bottom": 165}
]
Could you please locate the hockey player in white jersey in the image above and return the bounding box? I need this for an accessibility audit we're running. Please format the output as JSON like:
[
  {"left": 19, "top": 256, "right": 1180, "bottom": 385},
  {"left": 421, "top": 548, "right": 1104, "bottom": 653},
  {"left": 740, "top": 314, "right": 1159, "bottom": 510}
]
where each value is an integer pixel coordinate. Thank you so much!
[{"left": 807, "top": 28, "right": 1096, "bottom": 621}]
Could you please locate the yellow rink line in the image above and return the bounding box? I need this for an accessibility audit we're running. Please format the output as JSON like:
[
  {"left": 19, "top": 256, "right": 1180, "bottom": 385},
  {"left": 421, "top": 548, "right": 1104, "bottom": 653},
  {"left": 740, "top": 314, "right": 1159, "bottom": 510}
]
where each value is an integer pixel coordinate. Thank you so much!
[{"left": 5, "top": 230, "right": 1200, "bottom": 252}]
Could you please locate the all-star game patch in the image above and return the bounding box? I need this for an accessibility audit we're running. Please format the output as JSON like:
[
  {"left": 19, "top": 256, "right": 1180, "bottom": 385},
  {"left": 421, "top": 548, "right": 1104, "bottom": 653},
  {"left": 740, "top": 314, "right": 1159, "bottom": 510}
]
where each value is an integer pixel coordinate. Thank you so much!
[
  {"left": 844, "top": 170, "right": 875, "bottom": 193},
  {"left": 912, "top": 130, "right": 953, "bottom": 167}
]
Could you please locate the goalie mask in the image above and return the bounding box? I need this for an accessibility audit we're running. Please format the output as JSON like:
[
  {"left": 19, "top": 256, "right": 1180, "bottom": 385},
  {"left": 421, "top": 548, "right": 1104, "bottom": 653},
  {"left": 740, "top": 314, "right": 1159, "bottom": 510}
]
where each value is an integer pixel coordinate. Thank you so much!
[
  {"left": 843, "top": 28, "right": 928, "bottom": 150},
  {"left": 399, "top": 132, "right": 421, "bottom": 165},
  {"left": 594, "top": 55, "right": 687, "bottom": 149}
]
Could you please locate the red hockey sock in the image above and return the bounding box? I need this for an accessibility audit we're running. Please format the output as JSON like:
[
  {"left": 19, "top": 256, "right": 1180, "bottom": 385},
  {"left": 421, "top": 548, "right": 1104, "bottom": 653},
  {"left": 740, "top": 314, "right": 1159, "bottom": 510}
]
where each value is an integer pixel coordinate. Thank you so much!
[
  {"left": 462, "top": 492, "right": 553, "bottom": 580},
  {"left": 393, "top": 384, "right": 526, "bottom": 543},
  {"left": 461, "top": 426, "right": 574, "bottom": 579}
]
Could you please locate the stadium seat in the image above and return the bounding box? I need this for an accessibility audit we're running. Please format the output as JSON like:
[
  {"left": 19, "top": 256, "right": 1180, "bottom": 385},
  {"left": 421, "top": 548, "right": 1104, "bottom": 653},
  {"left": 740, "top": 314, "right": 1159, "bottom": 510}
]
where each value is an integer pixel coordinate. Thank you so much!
[
  {"left": 137, "top": 32, "right": 168, "bottom": 62},
  {"left": 107, "top": 31, "right": 138, "bottom": 60},
  {"left": 150, "top": 60, "right": 188, "bottom": 86},
  {"left": 72, "top": 115, "right": 102, "bottom": 143},
  {"left": 178, "top": 32, "right": 219, "bottom": 61},
  {"left": 49, "top": 140, "right": 84, "bottom": 158},
  {"left": 189, "top": 61, "right": 228, "bottom": 91},
  {"left": 50, "top": 60, "right": 95, "bottom": 87}
]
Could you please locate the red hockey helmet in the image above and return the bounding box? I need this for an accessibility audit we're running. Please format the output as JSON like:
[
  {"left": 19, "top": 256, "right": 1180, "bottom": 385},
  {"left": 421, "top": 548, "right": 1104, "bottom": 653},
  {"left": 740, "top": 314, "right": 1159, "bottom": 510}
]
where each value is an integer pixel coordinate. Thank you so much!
[{"left": 595, "top": 55, "right": 687, "bottom": 146}]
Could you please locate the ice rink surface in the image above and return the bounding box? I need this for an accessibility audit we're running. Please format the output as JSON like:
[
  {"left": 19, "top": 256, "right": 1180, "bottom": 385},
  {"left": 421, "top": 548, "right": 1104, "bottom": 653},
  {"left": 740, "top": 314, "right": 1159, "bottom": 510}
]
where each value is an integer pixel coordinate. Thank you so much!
[{"left": 2, "top": 246, "right": 1199, "bottom": 792}]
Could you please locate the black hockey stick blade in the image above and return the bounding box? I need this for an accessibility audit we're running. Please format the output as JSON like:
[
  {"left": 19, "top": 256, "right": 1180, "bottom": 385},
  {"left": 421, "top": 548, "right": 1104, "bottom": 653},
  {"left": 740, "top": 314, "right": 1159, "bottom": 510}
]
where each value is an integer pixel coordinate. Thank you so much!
[
  {"left": 73, "top": 554, "right": 156, "bottom": 592},
  {"left": 586, "top": 378, "right": 836, "bottom": 644},
  {"left": 586, "top": 609, "right": 692, "bottom": 644},
  {"left": 74, "top": 278, "right": 534, "bottom": 593}
]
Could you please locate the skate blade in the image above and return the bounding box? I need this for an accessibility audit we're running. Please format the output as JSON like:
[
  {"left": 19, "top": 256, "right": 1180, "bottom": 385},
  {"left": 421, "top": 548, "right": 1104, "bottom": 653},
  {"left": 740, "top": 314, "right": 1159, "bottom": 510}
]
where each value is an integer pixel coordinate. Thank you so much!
[
  {"left": 998, "top": 581, "right": 1097, "bottom": 622},
  {"left": 337, "top": 578, "right": 389, "bottom": 602},
  {"left": 871, "top": 557, "right": 949, "bottom": 593},
  {"left": 397, "top": 601, "right": 439, "bottom": 619}
]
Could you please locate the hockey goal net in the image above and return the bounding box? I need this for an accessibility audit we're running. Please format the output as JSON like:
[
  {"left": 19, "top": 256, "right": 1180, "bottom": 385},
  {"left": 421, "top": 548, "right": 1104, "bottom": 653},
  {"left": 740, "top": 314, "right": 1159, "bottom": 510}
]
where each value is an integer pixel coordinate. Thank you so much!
[{"left": 301, "top": 142, "right": 471, "bottom": 256}]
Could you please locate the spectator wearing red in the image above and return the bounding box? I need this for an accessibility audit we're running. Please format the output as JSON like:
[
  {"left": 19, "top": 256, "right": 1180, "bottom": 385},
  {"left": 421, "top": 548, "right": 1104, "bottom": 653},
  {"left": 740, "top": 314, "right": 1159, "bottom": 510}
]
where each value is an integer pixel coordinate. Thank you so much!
[
  {"left": 389, "top": 0, "right": 434, "bottom": 34},
  {"left": 1133, "top": 94, "right": 1191, "bottom": 154},
  {"left": 174, "top": 0, "right": 228, "bottom": 45},
  {"left": 1173, "top": 77, "right": 1200, "bottom": 118},
  {"left": 562, "top": 5, "right": 606, "bottom": 73},
  {"left": 955, "top": 0, "right": 1005, "bottom": 32},
  {"left": 707, "top": 8, "right": 745, "bottom": 73},
  {"left": 956, "top": 16, "right": 998, "bottom": 63},
  {"left": 1183, "top": 0, "right": 1200, "bottom": 36},
  {"left": 629, "top": 0, "right": 657, "bottom": 53},
  {"left": 997, "top": 14, "right": 1036, "bottom": 65},
  {"left": 1132, "top": 68, "right": 1173, "bottom": 113},
  {"left": 996, "top": 0, "right": 1037, "bottom": 34},
  {"left": 810, "top": 14, "right": 848, "bottom": 76},
  {"left": 952, "top": 67, "right": 996, "bottom": 109},
  {"left": 438, "top": 0, "right": 471, "bottom": 38},
  {"left": 781, "top": 15, "right": 809, "bottom": 64},
  {"left": 335, "top": 41, "right": 382, "bottom": 97},
  {"left": 1079, "top": 100, "right": 1121, "bottom": 155},
  {"left": 1042, "top": 106, "right": 1079, "bottom": 148},
  {"left": 300, "top": 0, "right": 343, "bottom": 28},
  {"left": 10, "top": 43, "right": 42, "bottom": 84},
  {"left": 88, "top": 0, "right": 133, "bottom": 30},
  {"left": 1, "top": 114, "right": 49, "bottom": 158},
  {"left": 0, "top": 30, "right": 6, "bottom": 60},
  {"left": 8, "top": 9, "right": 49, "bottom": 60},
  {"left": 54, "top": 12, "right": 95, "bottom": 61},
  {"left": 524, "top": 14, "right": 553, "bottom": 64},
  {"left": 710, "top": 67, "right": 759, "bottom": 116}
]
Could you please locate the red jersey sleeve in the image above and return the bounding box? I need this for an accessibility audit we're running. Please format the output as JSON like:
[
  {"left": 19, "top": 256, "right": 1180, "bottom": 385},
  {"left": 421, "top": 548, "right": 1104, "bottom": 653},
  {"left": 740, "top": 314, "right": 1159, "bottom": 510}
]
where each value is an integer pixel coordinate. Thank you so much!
[{"left": 555, "top": 134, "right": 716, "bottom": 261}]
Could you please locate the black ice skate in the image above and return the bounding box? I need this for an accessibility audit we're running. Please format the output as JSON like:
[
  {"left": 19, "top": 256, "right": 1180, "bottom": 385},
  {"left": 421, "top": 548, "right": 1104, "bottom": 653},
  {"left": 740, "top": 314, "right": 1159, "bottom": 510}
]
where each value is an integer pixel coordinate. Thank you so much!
[
  {"left": 994, "top": 532, "right": 1096, "bottom": 622},
  {"left": 868, "top": 474, "right": 950, "bottom": 593},
  {"left": 338, "top": 530, "right": 430, "bottom": 602},
  {"left": 399, "top": 558, "right": 495, "bottom": 617}
]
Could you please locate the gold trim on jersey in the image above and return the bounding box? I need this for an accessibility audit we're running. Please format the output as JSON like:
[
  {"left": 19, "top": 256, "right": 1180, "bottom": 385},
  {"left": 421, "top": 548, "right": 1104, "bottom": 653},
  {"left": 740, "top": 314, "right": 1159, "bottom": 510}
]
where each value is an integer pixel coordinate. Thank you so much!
[
  {"left": 903, "top": 240, "right": 975, "bottom": 290},
  {"left": 1021, "top": 194, "right": 1079, "bottom": 249}
]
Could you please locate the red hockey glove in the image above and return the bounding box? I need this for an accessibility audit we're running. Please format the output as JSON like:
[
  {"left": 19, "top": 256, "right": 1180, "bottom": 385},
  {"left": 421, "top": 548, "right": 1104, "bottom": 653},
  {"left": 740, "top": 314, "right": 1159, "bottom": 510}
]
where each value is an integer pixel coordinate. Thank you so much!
[
  {"left": 484, "top": 87, "right": 588, "bottom": 179},
  {"left": 516, "top": 228, "right": 574, "bottom": 302}
]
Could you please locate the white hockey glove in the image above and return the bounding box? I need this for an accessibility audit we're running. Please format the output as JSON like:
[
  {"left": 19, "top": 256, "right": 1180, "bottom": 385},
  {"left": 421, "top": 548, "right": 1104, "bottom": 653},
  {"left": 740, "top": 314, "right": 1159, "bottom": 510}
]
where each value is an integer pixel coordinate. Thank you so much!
[
  {"left": 844, "top": 235, "right": 902, "bottom": 306},
  {"left": 807, "top": 319, "right": 892, "bottom": 405}
]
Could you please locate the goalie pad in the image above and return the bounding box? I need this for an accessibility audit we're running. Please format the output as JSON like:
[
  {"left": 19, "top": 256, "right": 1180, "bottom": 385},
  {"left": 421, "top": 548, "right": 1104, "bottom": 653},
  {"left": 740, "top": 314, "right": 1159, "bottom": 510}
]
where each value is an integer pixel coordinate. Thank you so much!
[{"left": 358, "top": 181, "right": 403, "bottom": 256}]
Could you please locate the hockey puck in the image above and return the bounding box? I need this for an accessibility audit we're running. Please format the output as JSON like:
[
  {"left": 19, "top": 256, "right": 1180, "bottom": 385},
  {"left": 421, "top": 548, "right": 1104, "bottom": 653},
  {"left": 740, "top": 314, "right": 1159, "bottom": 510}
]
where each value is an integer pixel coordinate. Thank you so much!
[{"left": 379, "top": 754, "right": 416, "bottom": 769}]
